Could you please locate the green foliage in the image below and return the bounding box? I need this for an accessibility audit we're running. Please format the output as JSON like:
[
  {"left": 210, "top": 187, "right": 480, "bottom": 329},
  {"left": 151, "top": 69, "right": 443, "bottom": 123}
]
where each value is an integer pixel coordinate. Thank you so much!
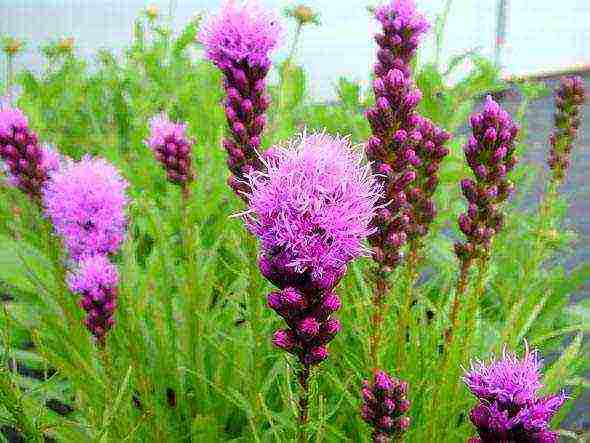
[{"left": 0, "top": 7, "right": 587, "bottom": 443}]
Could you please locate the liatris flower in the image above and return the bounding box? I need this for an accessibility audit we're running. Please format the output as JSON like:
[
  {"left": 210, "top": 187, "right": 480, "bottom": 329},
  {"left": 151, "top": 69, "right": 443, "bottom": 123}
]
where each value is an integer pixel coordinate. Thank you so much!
[
  {"left": 373, "top": 0, "right": 429, "bottom": 78},
  {"left": 361, "top": 370, "right": 411, "bottom": 442},
  {"left": 547, "top": 76, "right": 585, "bottom": 183},
  {"left": 146, "top": 114, "right": 195, "bottom": 186},
  {"left": 0, "top": 100, "right": 58, "bottom": 198},
  {"left": 42, "top": 156, "right": 128, "bottom": 261},
  {"left": 405, "top": 116, "right": 451, "bottom": 241},
  {"left": 245, "top": 131, "right": 381, "bottom": 366},
  {"left": 454, "top": 96, "right": 519, "bottom": 263},
  {"left": 365, "top": 0, "right": 428, "bottom": 273},
  {"left": 67, "top": 254, "right": 118, "bottom": 345},
  {"left": 463, "top": 346, "right": 566, "bottom": 443},
  {"left": 199, "top": 0, "right": 281, "bottom": 198}
]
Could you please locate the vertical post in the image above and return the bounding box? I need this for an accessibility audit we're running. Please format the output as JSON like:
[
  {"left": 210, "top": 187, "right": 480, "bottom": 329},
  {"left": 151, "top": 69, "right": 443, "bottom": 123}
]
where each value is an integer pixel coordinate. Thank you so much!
[{"left": 495, "top": 0, "right": 509, "bottom": 69}]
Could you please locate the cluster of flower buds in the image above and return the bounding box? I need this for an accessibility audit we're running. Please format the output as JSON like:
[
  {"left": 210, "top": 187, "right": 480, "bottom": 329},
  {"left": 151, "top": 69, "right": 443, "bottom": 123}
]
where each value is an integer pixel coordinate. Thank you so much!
[
  {"left": 366, "top": 69, "right": 422, "bottom": 270},
  {"left": 245, "top": 132, "right": 381, "bottom": 367},
  {"left": 67, "top": 255, "right": 118, "bottom": 346},
  {"left": 365, "top": 1, "right": 429, "bottom": 272},
  {"left": 199, "top": 1, "right": 281, "bottom": 199},
  {"left": 454, "top": 96, "right": 519, "bottom": 262},
  {"left": 405, "top": 116, "right": 451, "bottom": 241},
  {"left": 547, "top": 76, "right": 585, "bottom": 182},
  {"left": 373, "top": 0, "right": 429, "bottom": 78},
  {"left": 361, "top": 370, "right": 411, "bottom": 443},
  {"left": 0, "top": 101, "right": 60, "bottom": 198},
  {"left": 464, "top": 346, "right": 566, "bottom": 443},
  {"left": 146, "top": 114, "right": 195, "bottom": 186},
  {"left": 269, "top": 286, "right": 341, "bottom": 366}
]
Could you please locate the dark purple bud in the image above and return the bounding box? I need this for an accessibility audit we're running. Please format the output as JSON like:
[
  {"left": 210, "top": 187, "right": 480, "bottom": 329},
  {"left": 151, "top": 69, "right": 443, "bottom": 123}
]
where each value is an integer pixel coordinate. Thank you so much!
[
  {"left": 374, "top": 371, "right": 395, "bottom": 392},
  {"left": 483, "top": 127, "right": 497, "bottom": 144},
  {"left": 297, "top": 317, "right": 320, "bottom": 340},
  {"left": 304, "top": 346, "right": 328, "bottom": 365},
  {"left": 377, "top": 97, "right": 390, "bottom": 111},
  {"left": 458, "top": 213, "right": 473, "bottom": 236},
  {"left": 272, "top": 329, "right": 296, "bottom": 351},
  {"left": 397, "top": 399, "right": 411, "bottom": 413},
  {"left": 396, "top": 416, "right": 411, "bottom": 432}
]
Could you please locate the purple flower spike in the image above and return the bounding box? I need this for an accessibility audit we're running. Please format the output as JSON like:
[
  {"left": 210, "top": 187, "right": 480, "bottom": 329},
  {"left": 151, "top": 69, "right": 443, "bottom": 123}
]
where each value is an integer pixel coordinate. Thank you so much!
[
  {"left": 0, "top": 101, "right": 60, "bottom": 198},
  {"left": 42, "top": 156, "right": 128, "bottom": 261},
  {"left": 454, "top": 95, "right": 519, "bottom": 262},
  {"left": 374, "top": 0, "right": 429, "bottom": 77},
  {"left": 547, "top": 76, "right": 585, "bottom": 182},
  {"left": 146, "top": 114, "right": 195, "bottom": 186},
  {"left": 245, "top": 131, "right": 381, "bottom": 367},
  {"left": 366, "top": 1, "right": 429, "bottom": 274},
  {"left": 67, "top": 255, "right": 118, "bottom": 346},
  {"left": 405, "top": 116, "right": 451, "bottom": 241},
  {"left": 361, "top": 370, "right": 411, "bottom": 442},
  {"left": 463, "top": 345, "right": 567, "bottom": 443},
  {"left": 200, "top": 1, "right": 282, "bottom": 199}
]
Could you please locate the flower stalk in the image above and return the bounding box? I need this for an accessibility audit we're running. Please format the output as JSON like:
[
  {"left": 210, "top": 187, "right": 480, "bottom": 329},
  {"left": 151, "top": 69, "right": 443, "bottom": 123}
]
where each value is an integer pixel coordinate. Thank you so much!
[
  {"left": 448, "top": 95, "right": 519, "bottom": 346},
  {"left": 243, "top": 131, "right": 381, "bottom": 437},
  {"left": 364, "top": 0, "right": 429, "bottom": 367}
]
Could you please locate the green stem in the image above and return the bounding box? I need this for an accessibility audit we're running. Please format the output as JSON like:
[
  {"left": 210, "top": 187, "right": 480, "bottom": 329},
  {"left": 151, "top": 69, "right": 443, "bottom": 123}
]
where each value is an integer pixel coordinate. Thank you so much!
[
  {"left": 397, "top": 244, "right": 420, "bottom": 366},
  {"left": 6, "top": 53, "right": 14, "bottom": 102},
  {"left": 369, "top": 270, "right": 389, "bottom": 370},
  {"left": 501, "top": 180, "right": 558, "bottom": 345},
  {"left": 298, "top": 363, "right": 311, "bottom": 443},
  {"left": 445, "top": 258, "right": 472, "bottom": 346}
]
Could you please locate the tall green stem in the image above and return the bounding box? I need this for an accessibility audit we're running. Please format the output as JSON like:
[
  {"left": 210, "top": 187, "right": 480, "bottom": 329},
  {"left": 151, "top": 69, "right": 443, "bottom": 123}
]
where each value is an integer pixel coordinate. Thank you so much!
[
  {"left": 6, "top": 53, "right": 14, "bottom": 102},
  {"left": 298, "top": 363, "right": 311, "bottom": 443},
  {"left": 397, "top": 244, "right": 420, "bottom": 366},
  {"left": 445, "top": 258, "right": 472, "bottom": 345},
  {"left": 369, "top": 270, "right": 389, "bottom": 370}
]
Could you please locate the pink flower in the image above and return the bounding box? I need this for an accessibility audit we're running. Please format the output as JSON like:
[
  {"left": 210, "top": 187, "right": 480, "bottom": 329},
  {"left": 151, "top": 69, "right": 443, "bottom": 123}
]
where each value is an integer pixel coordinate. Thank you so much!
[{"left": 42, "top": 156, "right": 128, "bottom": 261}]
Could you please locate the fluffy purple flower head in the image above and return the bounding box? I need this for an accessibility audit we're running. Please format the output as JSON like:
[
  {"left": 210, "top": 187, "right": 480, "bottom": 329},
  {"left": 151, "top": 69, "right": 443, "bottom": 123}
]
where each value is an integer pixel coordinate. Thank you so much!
[
  {"left": 146, "top": 114, "right": 194, "bottom": 185},
  {"left": 464, "top": 346, "right": 567, "bottom": 442},
  {"left": 245, "top": 131, "right": 382, "bottom": 284},
  {"left": 199, "top": 0, "right": 282, "bottom": 70},
  {"left": 464, "top": 346, "right": 543, "bottom": 406},
  {"left": 68, "top": 254, "right": 118, "bottom": 345},
  {"left": 42, "top": 156, "right": 128, "bottom": 261}
]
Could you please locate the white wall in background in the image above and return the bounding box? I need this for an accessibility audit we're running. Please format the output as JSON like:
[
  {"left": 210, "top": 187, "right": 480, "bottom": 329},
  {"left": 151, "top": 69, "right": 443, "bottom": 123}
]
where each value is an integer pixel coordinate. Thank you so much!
[{"left": 0, "top": 0, "right": 589, "bottom": 99}]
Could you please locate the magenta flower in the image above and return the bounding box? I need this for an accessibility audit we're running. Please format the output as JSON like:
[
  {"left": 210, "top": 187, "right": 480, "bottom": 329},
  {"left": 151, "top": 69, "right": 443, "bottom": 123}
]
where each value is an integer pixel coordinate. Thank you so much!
[
  {"left": 146, "top": 114, "right": 194, "bottom": 186},
  {"left": 68, "top": 254, "right": 118, "bottom": 345},
  {"left": 247, "top": 132, "right": 381, "bottom": 286},
  {"left": 199, "top": 0, "right": 282, "bottom": 198},
  {"left": 0, "top": 100, "right": 58, "bottom": 198},
  {"left": 454, "top": 95, "right": 519, "bottom": 262},
  {"left": 245, "top": 131, "right": 381, "bottom": 366},
  {"left": 464, "top": 346, "right": 566, "bottom": 443},
  {"left": 361, "top": 370, "right": 411, "bottom": 442},
  {"left": 199, "top": 0, "right": 281, "bottom": 70},
  {"left": 42, "top": 156, "right": 128, "bottom": 261},
  {"left": 548, "top": 76, "right": 585, "bottom": 182},
  {"left": 374, "top": 0, "right": 429, "bottom": 77}
]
